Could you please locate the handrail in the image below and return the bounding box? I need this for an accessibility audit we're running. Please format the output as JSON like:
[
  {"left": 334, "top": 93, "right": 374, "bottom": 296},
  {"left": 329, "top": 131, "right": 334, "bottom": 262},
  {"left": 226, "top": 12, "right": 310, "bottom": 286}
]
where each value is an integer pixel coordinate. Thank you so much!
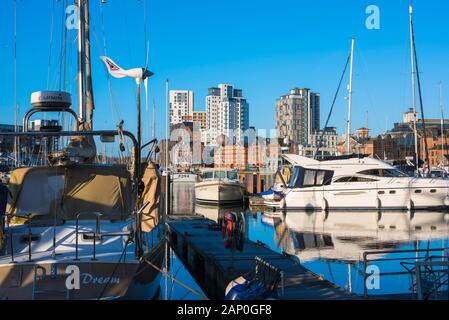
[
  {"left": 414, "top": 260, "right": 449, "bottom": 300},
  {"left": 11, "top": 213, "right": 34, "bottom": 262},
  {"left": 0, "top": 130, "right": 139, "bottom": 182},
  {"left": 23, "top": 107, "right": 79, "bottom": 132},
  {"left": 362, "top": 247, "right": 448, "bottom": 298},
  {"left": 75, "top": 212, "right": 102, "bottom": 261}
]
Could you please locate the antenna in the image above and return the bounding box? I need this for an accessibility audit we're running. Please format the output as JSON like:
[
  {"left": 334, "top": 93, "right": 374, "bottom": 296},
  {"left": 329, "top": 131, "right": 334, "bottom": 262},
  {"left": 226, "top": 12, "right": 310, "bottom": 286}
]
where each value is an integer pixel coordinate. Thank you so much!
[
  {"left": 346, "top": 38, "right": 355, "bottom": 154},
  {"left": 440, "top": 81, "right": 445, "bottom": 166}
]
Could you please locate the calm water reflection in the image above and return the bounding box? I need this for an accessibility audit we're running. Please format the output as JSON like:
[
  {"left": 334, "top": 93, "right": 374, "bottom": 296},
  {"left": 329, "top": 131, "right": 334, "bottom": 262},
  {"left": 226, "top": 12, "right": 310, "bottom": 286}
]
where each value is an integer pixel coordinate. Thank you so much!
[{"left": 166, "top": 183, "right": 449, "bottom": 298}]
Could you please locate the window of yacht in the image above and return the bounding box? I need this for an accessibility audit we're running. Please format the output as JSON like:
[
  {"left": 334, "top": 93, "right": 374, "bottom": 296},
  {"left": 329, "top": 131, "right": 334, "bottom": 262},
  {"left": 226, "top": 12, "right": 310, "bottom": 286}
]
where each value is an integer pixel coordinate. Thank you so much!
[
  {"left": 303, "top": 170, "right": 316, "bottom": 186},
  {"left": 288, "top": 166, "right": 334, "bottom": 188},
  {"left": 335, "top": 176, "right": 378, "bottom": 183},
  {"left": 288, "top": 167, "right": 301, "bottom": 188},
  {"left": 358, "top": 168, "right": 408, "bottom": 177},
  {"left": 316, "top": 171, "right": 325, "bottom": 185},
  {"left": 202, "top": 172, "right": 214, "bottom": 180},
  {"left": 215, "top": 171, "right": 227, "bottom": 179},
  {"left": 227, "top": 171, "right": 238, "bottom": 180}
]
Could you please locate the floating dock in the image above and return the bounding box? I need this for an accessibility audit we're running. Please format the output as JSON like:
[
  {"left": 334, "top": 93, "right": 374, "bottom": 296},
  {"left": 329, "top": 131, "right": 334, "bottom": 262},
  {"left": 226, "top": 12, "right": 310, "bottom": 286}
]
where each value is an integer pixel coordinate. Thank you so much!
[{"left": 166, "top": 216, "right": 353, "bottom": 300}]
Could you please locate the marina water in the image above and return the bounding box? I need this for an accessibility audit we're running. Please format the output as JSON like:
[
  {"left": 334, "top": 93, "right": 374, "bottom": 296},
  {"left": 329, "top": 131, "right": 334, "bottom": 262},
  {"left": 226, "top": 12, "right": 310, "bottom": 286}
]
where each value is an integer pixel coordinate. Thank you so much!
[{"left": 162, "top": 182, "right": 449, "bottom": 299}]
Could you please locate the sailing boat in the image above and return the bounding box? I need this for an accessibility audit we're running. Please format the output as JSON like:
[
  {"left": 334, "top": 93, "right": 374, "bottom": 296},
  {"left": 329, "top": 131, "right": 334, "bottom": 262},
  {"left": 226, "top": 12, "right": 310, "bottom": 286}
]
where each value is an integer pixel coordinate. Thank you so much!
[{"left": 0, "top": 1, "right": 164, "bottom": 299}]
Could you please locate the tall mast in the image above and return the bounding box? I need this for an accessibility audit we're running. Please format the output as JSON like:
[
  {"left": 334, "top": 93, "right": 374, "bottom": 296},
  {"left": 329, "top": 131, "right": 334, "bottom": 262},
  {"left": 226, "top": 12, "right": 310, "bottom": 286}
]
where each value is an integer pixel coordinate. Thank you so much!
[
  {"left": 346, "top": 38, "right": 355, "bottom": 154},
  {"left": 84, "top": 0, "right": 94, "bottom": 130},
  {"left": 440, "top": 82, "right": 445, "bottom": 166},
  {"left": 77, "top": 0, "right": 86, "bottom": 124},
  {"left": 13, "top": 0, "right": 18, "bottom": 166},
  {"left": 409, "top": 4, "right": 419, "bottom": 174}
]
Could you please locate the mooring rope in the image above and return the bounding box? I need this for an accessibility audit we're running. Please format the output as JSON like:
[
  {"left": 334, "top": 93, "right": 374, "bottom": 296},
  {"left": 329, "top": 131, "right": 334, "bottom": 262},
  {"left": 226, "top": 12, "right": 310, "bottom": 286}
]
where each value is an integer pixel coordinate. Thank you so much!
[{"left": 144, "top": 258, "right": 208, "bottom": 300}]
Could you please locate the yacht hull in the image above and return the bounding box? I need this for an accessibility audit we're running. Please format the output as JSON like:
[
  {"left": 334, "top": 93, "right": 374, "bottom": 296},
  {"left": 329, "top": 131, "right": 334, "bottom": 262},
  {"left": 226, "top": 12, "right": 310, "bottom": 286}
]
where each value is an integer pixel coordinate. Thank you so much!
[
  {"left": 195, "top": 181, "right": 244, "bottom": 204},
  {"left": 0, "top": 241, "right": 164, "bottom": 300},
  {"left": 282, "top": 181, "right": 449, "bottom": 211}
]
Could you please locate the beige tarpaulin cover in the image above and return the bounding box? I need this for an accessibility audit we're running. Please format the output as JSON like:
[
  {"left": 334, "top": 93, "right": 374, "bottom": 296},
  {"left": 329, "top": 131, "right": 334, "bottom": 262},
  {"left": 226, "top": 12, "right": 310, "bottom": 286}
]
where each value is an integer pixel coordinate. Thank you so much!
[
  {"left": 140, "top": 161, "right": 161, "bottom": 233},
  {"left": 275, "top": 166, "right": 291, "bottom": 186},
  {"left": 62, "top": 165, "right": 132, "bottom": 220},
  {"left": 7, "top": 167, "right": 65, "bottom": 219},
  {"left": 7, "top": 165, "right": 133, "bottom": 221}
]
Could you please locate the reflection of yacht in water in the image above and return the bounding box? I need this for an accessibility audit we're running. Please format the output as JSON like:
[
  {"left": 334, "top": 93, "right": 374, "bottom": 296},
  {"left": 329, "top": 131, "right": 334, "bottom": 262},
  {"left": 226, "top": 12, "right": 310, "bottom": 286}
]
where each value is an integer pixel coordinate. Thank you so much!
[
  {"left": 194, "top": 203, "right": 244, "bottom": 223},
  {"left": 171, "top": 183, "right": 195, "bottom": 214},
  {"left": 274, "top": 210, "right": 449, "bottom": 262},
  {"left": 273, "top": 154, "right": 449, "bottom": 211}
]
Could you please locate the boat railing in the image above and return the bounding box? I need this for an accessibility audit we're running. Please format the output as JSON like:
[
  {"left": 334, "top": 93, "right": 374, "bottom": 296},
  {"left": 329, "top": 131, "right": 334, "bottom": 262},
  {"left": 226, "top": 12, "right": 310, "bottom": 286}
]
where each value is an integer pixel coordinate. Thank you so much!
[
  {"left": 7, "top": 213, "right": 35, "bottom": 262},
  {"left": 75, "top": 212, "right": 102, "bottom": 261},
  {"left": 362, "top": 247, "right": 448, "bottom": 299},
  {"left": 5, "top": 211, "right": 134, "bottom": 263},
  {"left": 402, "top": 256, "right": 449, "bottom": 300},
  {"left": 74, "top": 212, "right": 134, "bottom": 261},
  {"left": 0, "top": 130, "right": 139, "bottom": 181}
]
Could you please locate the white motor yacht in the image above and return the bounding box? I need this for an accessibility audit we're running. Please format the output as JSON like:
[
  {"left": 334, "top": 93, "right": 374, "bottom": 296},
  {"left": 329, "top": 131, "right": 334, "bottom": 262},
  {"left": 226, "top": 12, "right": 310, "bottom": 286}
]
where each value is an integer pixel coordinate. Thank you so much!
[
  {"left": 195, "top": 169, "right": 244, "bottom": 204},
  {"left": 270, "top": 154, "right": 449, "bottom": 211}
]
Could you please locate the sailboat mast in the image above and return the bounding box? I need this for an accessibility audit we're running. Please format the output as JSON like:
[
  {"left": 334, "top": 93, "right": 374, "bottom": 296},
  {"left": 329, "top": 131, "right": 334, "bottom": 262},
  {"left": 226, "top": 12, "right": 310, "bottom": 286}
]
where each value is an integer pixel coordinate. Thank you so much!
[
  {"left": 13, "top": 0, "right": 18, "bottom": 167},
  {"left": 346, "top": 38, "right": 355, "bottom": 154},
  {"left": 409, "top": 4, "right": 419, "bottom": 174},
  {"left": 77, "top": 0, "right": 86, "bottom": 124},
  {"left": 84, "top": 0, "right": 94, "bottom": 130},
  {"left": 440, "top": 82, "right": 445, "bottom": 166}
]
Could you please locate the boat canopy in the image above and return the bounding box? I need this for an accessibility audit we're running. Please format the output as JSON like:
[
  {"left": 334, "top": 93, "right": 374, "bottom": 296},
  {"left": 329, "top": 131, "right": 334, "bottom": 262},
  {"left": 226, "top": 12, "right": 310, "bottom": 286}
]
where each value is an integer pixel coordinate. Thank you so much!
[
  {"left": 140, "top": 161, "right": 161, "bottom": 233},
  {"left": 7, "top": 164, "right": 133, "bottom": 222}
]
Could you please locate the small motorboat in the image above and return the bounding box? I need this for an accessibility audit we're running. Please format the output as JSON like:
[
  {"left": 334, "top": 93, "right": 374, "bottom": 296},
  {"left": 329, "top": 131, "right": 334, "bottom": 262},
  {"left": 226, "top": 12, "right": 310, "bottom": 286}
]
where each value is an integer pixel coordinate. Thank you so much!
[{"left": 195, "top": 169, "right": 244, "bottom": 204}]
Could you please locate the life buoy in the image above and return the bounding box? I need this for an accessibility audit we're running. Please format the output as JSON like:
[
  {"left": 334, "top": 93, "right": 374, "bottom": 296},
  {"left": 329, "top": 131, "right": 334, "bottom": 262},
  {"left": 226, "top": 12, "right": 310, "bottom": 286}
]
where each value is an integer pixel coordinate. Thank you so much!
[
  {"left": 222, "top": 211, "right": 237, "bottom": 248},
  {"left": 221, "top": 211, "right": 245, "bottom": 250}
]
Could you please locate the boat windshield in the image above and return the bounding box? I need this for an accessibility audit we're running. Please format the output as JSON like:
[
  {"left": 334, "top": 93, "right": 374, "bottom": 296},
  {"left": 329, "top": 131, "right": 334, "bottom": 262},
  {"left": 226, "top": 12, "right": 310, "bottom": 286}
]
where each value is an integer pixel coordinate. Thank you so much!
[
  {"left": 358, "top": 168, "right": 408, "bottom": 177},
  {"left": 202, "top": 171, "right": 214, "bottom": 179},
  {"left": 227, "top": 171, "right": 238, "bottom": 180},
  {"left": 201, "top": 171, "right": 238, "bottom": 180}
]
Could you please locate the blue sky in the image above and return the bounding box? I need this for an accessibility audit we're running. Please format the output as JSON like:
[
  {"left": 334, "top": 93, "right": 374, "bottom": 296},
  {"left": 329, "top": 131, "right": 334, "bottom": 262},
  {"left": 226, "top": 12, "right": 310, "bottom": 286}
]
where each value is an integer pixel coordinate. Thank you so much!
[{"left": 1, "top": 0, "right": 449, "bottom": 142}]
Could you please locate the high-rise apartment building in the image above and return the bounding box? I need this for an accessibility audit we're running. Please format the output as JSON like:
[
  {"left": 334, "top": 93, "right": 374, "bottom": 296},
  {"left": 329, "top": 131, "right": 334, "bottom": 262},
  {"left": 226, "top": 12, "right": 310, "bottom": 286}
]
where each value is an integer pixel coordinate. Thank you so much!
[
  {"left": 205, "top": 84, "right": 249, "bottom": 146},
  {"left": 169, "top": 90, "right": 194, "bottom": 126},
  {"left": 275, "top": 88, "right": 320, "bottom": 151},
  {"left": 193, "top": 111, "right": 206, "bottom": 130}
]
